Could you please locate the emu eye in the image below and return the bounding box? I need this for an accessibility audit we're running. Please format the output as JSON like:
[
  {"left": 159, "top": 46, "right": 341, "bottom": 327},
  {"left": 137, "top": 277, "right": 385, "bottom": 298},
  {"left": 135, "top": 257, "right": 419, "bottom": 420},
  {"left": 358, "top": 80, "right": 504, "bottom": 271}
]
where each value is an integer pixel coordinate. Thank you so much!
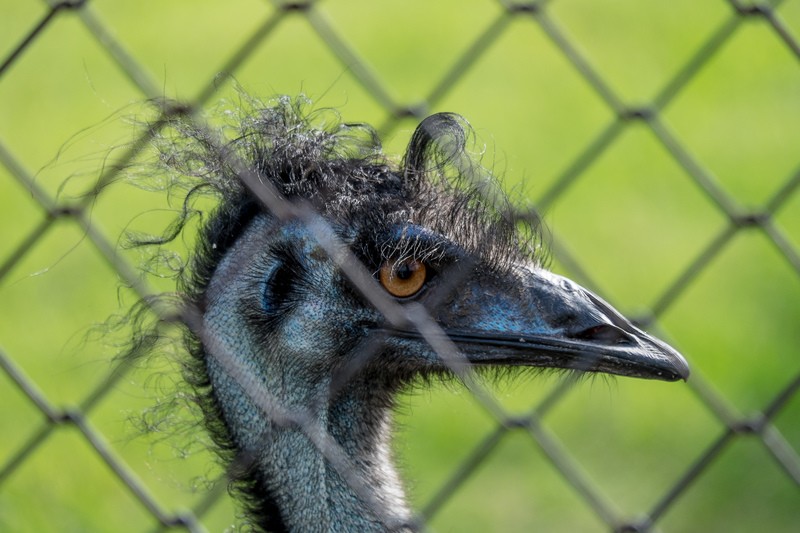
[{"left": 379, "top": 258, "right": 427, "bottom": 298}]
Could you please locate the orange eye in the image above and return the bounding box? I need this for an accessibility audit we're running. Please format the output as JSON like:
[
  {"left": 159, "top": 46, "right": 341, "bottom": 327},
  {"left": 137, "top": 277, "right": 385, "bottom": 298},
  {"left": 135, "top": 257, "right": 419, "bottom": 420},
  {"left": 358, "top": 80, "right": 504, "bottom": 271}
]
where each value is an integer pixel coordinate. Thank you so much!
[{"left": 379, "top": 258, "right": 427, "bottom": 298}]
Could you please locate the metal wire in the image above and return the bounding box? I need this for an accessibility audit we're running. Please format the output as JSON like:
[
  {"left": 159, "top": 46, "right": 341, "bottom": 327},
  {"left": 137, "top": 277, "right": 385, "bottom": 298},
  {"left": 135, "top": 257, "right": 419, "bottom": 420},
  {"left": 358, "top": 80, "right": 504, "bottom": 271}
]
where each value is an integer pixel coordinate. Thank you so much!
[{"left": 1, "top": 0, "right": 798, "bottom": 531}]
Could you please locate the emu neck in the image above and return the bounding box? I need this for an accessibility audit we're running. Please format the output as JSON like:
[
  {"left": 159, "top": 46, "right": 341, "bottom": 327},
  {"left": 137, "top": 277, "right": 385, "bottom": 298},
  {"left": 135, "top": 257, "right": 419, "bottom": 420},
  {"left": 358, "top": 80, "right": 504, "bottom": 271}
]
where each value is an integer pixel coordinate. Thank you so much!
[
  {"left": 312, "top": 384, "right": 410, "bottom": 531},
  {"left": 201, "top": 217, "right": 410, "bottom": 531},
  {"left": 273, "top": 383, "right": 409, "bottom": 532},
  {"left": 205, "top": 343, "right": 410, "bottom": 531}
]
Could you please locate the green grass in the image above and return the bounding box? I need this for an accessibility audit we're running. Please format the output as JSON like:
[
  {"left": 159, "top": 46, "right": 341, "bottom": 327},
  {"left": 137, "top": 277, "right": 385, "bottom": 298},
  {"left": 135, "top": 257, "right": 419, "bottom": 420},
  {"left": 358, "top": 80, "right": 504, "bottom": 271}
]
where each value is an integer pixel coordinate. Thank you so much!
[{"left": 1, "top": 1, "right": 799, "bottom": 531}]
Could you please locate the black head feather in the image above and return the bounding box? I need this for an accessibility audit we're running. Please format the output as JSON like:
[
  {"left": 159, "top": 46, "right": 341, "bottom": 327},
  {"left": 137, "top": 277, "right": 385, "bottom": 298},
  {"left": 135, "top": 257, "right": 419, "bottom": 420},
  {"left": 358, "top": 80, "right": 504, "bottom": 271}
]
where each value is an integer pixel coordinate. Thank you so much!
[
  {"left": 140, "top": 95, "right": 541, "bottom": 530},
  {"left": 125, "top": 95, "right": 686, "bottom": 532}
]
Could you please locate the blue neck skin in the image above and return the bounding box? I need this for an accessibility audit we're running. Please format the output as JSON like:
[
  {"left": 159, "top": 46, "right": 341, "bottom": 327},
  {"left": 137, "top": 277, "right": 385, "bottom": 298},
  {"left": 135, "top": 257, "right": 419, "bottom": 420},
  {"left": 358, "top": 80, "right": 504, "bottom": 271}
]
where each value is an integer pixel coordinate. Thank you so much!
[{"left": 202, "top": 216, "right": 410, "bottom": 532}]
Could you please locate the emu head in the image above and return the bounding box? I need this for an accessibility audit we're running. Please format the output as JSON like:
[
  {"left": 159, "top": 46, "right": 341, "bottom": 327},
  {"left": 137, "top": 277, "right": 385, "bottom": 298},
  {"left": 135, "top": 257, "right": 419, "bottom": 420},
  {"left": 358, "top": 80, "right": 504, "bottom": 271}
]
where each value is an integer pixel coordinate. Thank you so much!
[{"left": 168, "top": 98, "right": 688, "bottom": 530}]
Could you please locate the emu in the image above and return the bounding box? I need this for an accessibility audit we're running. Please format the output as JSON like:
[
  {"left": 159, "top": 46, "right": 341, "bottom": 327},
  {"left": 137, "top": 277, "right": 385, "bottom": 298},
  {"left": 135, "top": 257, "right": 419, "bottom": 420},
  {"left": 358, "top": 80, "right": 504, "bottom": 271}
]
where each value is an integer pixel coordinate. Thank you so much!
[{"left": 147, "top": 97, "right": 689, "bottom": 532}]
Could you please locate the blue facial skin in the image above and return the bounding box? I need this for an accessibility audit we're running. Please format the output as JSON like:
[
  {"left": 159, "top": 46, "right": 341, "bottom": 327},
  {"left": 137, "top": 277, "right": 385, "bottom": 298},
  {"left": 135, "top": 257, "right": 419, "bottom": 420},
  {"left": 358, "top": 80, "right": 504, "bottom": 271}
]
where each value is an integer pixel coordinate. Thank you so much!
[
  {"left": 199, "top": 213, "right": 688, "bottom": 532},
  {"left": 204, "top": 215, "right": 688, "bottom": 433},
  {"left": 371, "top": 224, "right": 689, "bottom": 381}
]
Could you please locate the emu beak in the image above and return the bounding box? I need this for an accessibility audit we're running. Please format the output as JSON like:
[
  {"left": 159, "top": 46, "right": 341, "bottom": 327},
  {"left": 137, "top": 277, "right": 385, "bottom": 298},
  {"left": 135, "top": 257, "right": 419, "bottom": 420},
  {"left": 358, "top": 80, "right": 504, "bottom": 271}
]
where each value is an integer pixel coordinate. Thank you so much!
[{"left": 431, "top": 268, "right": 690, "bottom": 382}]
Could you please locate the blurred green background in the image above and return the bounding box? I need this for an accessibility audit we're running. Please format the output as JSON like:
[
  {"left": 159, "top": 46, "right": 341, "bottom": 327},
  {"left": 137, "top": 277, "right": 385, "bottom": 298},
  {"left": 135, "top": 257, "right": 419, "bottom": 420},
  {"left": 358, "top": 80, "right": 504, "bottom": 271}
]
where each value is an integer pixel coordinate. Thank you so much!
[{"left": 1, "top": 0, "right": 799, "bottom": 531}]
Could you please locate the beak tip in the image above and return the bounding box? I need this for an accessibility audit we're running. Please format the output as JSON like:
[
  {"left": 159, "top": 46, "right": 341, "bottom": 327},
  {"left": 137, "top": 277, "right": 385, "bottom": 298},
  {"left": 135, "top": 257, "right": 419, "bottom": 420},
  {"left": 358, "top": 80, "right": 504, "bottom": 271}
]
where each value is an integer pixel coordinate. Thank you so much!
[
  {"left": 675, "top": 357, "right": 691, "bottom": 382},
  {"left": 658, "top": 350, "right": 691, "bottom": 382},
  {"left": 637, "top": 333, "right": 690, "bottom": 382}
]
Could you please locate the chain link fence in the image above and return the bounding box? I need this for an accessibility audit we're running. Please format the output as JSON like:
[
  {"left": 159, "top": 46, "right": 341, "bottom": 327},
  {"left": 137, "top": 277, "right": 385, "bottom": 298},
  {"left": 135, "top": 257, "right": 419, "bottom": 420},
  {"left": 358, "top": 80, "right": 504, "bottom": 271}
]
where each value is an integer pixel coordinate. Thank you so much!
[{"left": 1, "top": 0, "right": 799, "bottom": 531}]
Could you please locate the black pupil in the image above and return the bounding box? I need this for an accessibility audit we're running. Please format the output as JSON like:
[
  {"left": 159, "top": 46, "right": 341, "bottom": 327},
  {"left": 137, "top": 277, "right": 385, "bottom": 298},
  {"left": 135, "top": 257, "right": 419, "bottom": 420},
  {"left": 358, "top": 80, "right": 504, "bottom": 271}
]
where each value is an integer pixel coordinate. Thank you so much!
[{"left": 396, "top": 262, "right": 414, "bottom": 280}]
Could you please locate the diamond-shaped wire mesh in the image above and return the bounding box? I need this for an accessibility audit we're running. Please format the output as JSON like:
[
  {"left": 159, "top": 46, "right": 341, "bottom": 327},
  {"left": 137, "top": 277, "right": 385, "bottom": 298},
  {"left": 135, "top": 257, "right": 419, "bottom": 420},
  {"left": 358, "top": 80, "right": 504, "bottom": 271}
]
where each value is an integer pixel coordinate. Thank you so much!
[{"left": 1, "top": 0, "right": 799, "bottom": 531}]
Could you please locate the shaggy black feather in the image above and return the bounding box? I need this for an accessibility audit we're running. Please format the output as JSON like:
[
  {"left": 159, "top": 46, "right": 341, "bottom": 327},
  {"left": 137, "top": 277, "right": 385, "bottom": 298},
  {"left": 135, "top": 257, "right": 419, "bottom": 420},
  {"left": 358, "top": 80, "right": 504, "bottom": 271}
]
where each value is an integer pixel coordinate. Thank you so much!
[
  {"left": 107, "top": 90, "right": 693, "bottom": 533},
  {"left": 129, "top": 94, "right": 541, "bottom": 531}
]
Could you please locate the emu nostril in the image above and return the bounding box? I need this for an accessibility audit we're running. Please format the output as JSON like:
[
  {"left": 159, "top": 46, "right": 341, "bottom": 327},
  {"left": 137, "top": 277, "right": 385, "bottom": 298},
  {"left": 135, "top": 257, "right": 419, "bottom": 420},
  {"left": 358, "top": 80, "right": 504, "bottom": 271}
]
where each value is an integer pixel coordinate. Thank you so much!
[{"left": 574, "top": 324, "right": 632, "bottom": 345}]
